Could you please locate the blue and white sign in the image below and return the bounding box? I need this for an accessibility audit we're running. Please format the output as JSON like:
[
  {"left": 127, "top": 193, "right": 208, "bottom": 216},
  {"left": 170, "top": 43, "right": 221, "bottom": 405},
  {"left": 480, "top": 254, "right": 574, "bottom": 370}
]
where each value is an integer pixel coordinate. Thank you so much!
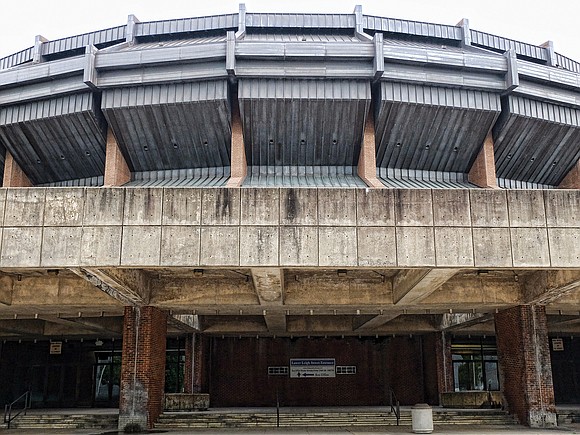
[{"left": 290, "top": 358, "right": 336, "bottom": 378}]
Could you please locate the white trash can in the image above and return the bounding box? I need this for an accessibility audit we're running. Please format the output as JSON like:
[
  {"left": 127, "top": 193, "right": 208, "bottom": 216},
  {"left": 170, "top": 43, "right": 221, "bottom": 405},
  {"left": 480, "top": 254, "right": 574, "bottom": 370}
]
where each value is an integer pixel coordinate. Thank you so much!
[{"left": 411, "top": 403, "right": 433, "bottom": 434}]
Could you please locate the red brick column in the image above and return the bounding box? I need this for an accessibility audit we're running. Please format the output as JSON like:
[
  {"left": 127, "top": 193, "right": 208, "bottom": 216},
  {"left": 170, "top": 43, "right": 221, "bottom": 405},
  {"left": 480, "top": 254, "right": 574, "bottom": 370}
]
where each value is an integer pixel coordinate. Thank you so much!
[
  {"left": 119, "top": 306, "right": 167, "bottom": 430},
  {"left": 434, "top": 332, "right": 453, "bottom": 400},
  {"left": 193, "top": 335, "right": 210, "bottom": 393},
  {"left": 495, "top": 305, "right": 556, "bottom": 427},
  {"left": 184, "top": 334, "right": 194, "bottom": 394}
]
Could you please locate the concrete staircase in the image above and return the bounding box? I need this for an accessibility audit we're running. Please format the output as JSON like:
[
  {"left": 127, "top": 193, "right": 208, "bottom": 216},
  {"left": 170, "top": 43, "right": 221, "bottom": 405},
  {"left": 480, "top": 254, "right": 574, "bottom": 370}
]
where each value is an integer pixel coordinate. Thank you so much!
[
  {"left": 155, "top": 408, "right": 518, "bottom": 429},
  {"left": 2, "top": 412, "right": 118, "bottom": 430}
]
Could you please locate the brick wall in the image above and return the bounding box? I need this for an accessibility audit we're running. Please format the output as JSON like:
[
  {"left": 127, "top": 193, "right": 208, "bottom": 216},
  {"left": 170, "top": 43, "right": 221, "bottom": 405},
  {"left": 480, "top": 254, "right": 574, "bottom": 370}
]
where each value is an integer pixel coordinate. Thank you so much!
[
  {"left": 184, "top": 334, "right": 193, "bottom": 394},
  {"left": 209, "top": 335, "right": 438, "bottom": 407},
  {"left": 495, "top": 305, "right": 556, "bottom": 427},
  {"left": 433, "top": 332, "right": 453, "bottom": 399},
  {"left": 119, "top": 306, "right": 167, "bottom": 430}
]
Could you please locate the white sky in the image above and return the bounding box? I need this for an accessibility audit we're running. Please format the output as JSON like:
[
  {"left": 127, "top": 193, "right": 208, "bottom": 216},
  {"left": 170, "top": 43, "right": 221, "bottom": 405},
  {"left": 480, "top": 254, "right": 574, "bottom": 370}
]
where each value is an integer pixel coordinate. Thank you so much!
[{"left": 0, "top": 0, "right": 579, "bottom": 62}]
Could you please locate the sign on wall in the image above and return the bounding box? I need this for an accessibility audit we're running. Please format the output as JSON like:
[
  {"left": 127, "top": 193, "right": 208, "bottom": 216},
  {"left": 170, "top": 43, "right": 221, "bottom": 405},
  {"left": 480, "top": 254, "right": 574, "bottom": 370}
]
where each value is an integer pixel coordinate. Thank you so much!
[
  {"left": 290, "top": 358, "right": 336, "bottom": 378},
  {"left": 49, "top": 342, "right": 62, "bottom": 355},
  {"left": 552, "top": 338, "right": 564, "bottom": 351}
]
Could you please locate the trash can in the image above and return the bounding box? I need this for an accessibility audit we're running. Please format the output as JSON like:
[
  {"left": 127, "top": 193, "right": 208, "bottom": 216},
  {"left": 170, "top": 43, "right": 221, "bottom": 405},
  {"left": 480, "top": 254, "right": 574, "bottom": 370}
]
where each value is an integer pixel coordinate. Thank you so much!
[{"left": 411, "top": 403, "right": 433, "bottom": 434}]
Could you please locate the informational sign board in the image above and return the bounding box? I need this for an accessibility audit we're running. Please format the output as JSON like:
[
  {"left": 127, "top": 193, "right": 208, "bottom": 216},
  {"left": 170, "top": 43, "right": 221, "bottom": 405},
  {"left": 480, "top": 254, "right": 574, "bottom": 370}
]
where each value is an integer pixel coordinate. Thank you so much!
[
  {"left": 49, "top": 342, "right": 62, "bottom": 355},
  {"left": 290, "top": 358, "right": 336, "bottom": 378},
  {"left": 552, "top": 338, "right": 564, "bottom": 351}
]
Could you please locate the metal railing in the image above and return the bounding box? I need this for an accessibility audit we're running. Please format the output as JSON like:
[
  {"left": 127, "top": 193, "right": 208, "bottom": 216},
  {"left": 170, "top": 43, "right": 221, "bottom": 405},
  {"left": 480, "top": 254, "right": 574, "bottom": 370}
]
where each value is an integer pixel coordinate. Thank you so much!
[
  {"left": 388, "top": 387, "right": 400, "bottom": 426},
  {"left": 275, "top": 388, "right": 280, "bottom": 428},
  {"left": 3, "top": 390, "right": 31, "bottom": 429}
]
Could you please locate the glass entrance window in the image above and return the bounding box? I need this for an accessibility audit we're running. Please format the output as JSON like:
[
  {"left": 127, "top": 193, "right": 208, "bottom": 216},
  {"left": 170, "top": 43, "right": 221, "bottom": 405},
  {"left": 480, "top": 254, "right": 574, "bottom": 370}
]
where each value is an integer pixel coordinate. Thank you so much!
[
  {"left": 94, "top": 351, "right": 121, "bottom": 404},
  {"left": 452, "top": 338, "right": 499, "bottom": 391}
]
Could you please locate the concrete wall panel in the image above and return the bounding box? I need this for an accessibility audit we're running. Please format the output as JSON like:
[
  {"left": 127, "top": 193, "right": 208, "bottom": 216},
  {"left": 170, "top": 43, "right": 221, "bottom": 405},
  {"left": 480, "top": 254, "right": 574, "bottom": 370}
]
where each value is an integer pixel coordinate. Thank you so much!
[
  {"left": 357, "top": 227, "right": 396, "bottom": 267},
  {"left": 356, "top": 189, "right": 395, "bottom": 226},
  {"left": 545, "top": 190, "right": 580, "bottom": 228},
  {"left": 201, "top": 189, "right": 240, "bottom": 226},
  {"left": 5, "top": 189, "right": 45, "bottom": 226},
  {"left": 435, "top": 227, "right": 474, "bottom": 267},
  {"left": 41, "top": 226, "right": 82, "bottom": 267},
  {"left": 200, "top": 226, "right": 240, "bottom": 266},
  {"left": 240, "top": 226, "right": 279, "bottom": 266},
  {"left": 548, "top": 228, "right": 580, "bottom": 267},
  {"left": 394, "top": 190, "right": 433, "bottom": 226},
  {"left": 44, "top": 188, "right": 85, "bottom": 226},
  {"left": 470, "top": 190, "right": 509, "bottom": 227},
  {"left": 123, "top": 188, "right": 163, "bottom": 225},
  {"left": 433, "top": 190, "right": 471, "bottom": 227},
  {"left": 0, "top": 190, "right": 6, "bottom": 226},
  {"left": 83, "top": 188, "right": 125, "bottom": 226},
  {"left": 121, "top": 226, "right": 162, "bottom": 266},
  {"left": 396, "top": 227, "right": 435, "bottom": 267},
  {"left": 280, "top": 188, "right": 318, "bottom": 226},
  {"left": 510, "top": 228, "right": 550, "bottom": 267},
  {"left": 507, "top": 190, "right": 546, "bottom": 227},
  {"left": 160, "top": 226, "right": 200, "bottom": 266},
  {"left": 162, "top": 188, "right": 201, "bottom": 225},
  {"left": 279, "top": 226, "right": 318, "bottom": 266},
  {"left": 80, "top": 226, "right": 122, "bottom": 266},
  {"left": 319, "top": 227, "right": 357, "bottom": 266},
  {"left": 318, "top": 189, "right": 356, "bottom": 226},
  {"left": 1, "top": 227, "right": 41, "bottom": 267},
  {"left": 473, "top": 228, "right": 512, "bottom": 267},
  {"left": 241, "top": 189, "right": 280, "bottom": 225}
]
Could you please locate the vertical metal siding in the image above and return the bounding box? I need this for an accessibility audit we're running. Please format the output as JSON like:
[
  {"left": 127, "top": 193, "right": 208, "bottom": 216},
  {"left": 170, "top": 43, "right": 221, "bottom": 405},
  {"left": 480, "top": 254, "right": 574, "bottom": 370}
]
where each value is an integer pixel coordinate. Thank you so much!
[
  {"left": 363, "top": 15, "right": 462, "bottom": 40},
  {"left": 135, "top": 14, "right": 238, "bottom": 36},
  {"left": 470, "top": 30, "right": 547, "bottom": 61},
  {"left": 246, "top": 13, "right": 355, "bottom": 29},
  {"left": 43, "top": 26, "right": 127, "bottom": 56},
  {"left": 0, "top": 47, "right": 34, "bottom": 71}
]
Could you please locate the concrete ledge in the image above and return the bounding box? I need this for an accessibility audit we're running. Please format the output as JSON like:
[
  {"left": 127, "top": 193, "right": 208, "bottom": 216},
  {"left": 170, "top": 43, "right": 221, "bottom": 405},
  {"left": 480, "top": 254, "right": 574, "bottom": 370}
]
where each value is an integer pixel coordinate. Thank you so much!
[
  {"left": 164, "top": 393, "right": 210, "bottom": 411},
  {"left": 441, "top": 391, "right": 503, "bottom": 408}
]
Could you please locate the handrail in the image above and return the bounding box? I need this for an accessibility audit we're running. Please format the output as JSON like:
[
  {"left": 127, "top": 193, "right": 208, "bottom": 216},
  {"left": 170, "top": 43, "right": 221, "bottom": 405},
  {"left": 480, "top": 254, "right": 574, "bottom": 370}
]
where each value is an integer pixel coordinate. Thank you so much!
[
  {"left": 275, "top": 388, "right": 280, "bottom": 428},
  {"left": 3, "top": 390, "right": 31, "bottom": 429},
  {"left": 388, "top": 387, "right": 400, "bottom": 426}
]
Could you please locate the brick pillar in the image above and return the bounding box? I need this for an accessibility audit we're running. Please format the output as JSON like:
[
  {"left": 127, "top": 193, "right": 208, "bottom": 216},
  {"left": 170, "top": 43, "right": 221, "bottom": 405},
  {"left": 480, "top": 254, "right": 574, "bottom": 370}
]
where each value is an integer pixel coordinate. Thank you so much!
[
  {"left": 468, "top": 131, "right": 498, "bottom": 188},
  {"left": 3, "top": 152, "right": 32, "bottom": 187},
  {"left": 193, "top": 335, "right": 210, "bottom": 393},
  {"left": 357, "top": 106, "right": 384, "bottom": 188},
  {"left": 495, "top": 305, "right": 556, "bottom": 427},
  {"left": 104, "top": 128, "right": 131, "bottom": 186},
  {"left": 559, "top": 159, "right": 580, "bottom": 189},
  {"left": 434, "top": 331, "right": 453, "bottom": 401},
  {"left": 119, "top": 306, "right": 167, "bottom": 430},
  {"left": 184, "top": 334, "right": 194, "bottom": 394},
  {"left": 226, "top": 96, "right": 247, "bottom": 187}
]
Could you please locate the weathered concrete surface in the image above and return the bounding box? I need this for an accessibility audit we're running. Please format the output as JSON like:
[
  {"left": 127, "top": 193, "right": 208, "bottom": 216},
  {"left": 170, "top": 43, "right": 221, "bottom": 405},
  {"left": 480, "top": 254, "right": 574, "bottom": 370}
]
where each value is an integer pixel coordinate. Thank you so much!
[{"left": 0, "top": 187, "right": 576, "bottom": 269}]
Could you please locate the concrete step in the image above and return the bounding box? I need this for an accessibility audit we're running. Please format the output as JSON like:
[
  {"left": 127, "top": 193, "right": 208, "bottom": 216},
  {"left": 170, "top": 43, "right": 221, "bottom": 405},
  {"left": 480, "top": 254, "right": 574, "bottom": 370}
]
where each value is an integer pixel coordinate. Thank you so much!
[
  {"left": 8, "top": 413, "right": 118, "bottom": 429},
  {"left": 155, "top": 409, "right": 518, "bottom": 429}
]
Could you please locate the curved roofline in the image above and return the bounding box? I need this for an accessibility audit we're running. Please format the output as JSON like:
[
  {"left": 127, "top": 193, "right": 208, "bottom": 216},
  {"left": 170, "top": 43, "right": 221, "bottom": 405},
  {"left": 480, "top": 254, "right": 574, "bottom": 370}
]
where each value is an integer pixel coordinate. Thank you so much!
[{"left": 0, "top": 4, "right": 578, "bottom": 73}]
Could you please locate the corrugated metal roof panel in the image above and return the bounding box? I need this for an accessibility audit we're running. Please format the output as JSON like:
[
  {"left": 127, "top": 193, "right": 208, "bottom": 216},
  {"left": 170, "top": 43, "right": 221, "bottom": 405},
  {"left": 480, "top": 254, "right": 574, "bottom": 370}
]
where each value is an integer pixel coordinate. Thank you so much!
[
  {"left": 555, "top": 53, "right": 580, "bottom": 74},
  {"left": 493, "top": 95, "right": 580, "bottom": 186},
  {"left": 243, "top": 166, "right": 365, "bottom": 187},
  {"left": 101, "top": 80, "right": 230, "bottom": 173},
  {"left": 43, "top": 26, "right": 126, "bottom": 56},
  {"left": 376, "top": 82, "right": 501, "bottom": 174},
  {"left": 135, "top": 14, "right": 238, "bottom": 36},
  {"left": 117, "top": 36, "right": 227, "bottom": 51},
  {"left": 39, "top": 175, "right": 104, "bottom": 187},
  {"left": 246, "top": 13, "right": 355, "bottom": 29},
  {"left": 243, "top": 33, "right": 361, "bottom": 42},
  {"left": 470, "top": 30, "right": 547, "bottom": 61},
  {"left": 363, "top": 15, "right": 462, "bottom": 40},
  {"left": 239, "top": 78, "right": 370, "bottom": 171},
  {"left": 0, "top": 92, "right": 106, "bottom": 184},
  {"left": 377, "top": 168, "right": 475, "bottom": 188},
  {"left": 126, "top": 167, "right": 229, "bottom": 187},
  {"left": 497, "top": 178, "right": 554, "bottom": 189},
  {"left": 0, "top": 47, "right": 34, "bottom": 71}
]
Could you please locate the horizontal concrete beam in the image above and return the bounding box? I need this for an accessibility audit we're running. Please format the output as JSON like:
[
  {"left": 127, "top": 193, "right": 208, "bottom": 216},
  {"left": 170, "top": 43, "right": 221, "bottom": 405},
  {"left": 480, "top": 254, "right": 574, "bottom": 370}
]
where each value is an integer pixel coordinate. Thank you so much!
[
  {"left": 524, "top": 270, "right": 580, "bottom": 304},
  {"left": 0, "top": 187, "right": 576, "bottom": 271},
  {"left": 393, "top": 269, "right": 461, "bottom": 305}
]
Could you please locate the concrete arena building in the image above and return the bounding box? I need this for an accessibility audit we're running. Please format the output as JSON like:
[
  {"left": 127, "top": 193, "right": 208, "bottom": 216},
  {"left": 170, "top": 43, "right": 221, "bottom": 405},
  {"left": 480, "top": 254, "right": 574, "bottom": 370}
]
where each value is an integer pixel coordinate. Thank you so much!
[{"left": 0, "top": 4, "right": 579, "bottom": 430}]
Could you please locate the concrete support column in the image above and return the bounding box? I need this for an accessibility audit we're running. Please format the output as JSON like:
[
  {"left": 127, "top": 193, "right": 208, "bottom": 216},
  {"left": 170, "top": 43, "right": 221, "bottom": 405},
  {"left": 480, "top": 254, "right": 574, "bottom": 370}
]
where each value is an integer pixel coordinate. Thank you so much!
[
  {"left": 3, "top": 152, "right": 32, "bottom": 187},
  {"left": 559, "top": 159, "right": 580, "bottom": 189},
  {"left": 357, "top": 107, "right": 384, "bottom": 188},
  {"left": 494, "top": 305, "right": 556, "bottom": 428},
  {"left": 226, "top": 98, "right": 247, "bottom": 187},
  {"left": 119, "top": 306, "right": 167, "bottom": 431},
  {"left": 468, "top": 131, "right": 498, "bottom": 188},
  {"left": 104, "top": 129, "right": 131, "bottom": 186}
]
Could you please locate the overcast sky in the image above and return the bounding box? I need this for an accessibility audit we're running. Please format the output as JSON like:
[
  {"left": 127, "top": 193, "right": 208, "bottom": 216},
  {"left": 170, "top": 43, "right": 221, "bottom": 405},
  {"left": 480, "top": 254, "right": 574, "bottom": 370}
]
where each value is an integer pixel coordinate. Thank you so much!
[{"left": 1, "top": 0, "right": 579, "bottom": 62}]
